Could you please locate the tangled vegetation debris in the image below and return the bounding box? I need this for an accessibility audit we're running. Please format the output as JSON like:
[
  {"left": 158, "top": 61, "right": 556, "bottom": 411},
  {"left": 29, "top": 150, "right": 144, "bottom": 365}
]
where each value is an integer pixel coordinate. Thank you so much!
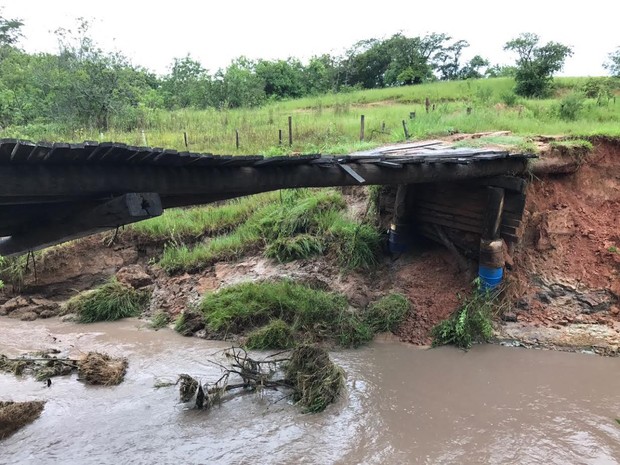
[
  {"left": 0, "top": 350, "right": 128, "bottom": 385},
  {"left": 176, "top": 345, "right": 344, "bottom": 414},
  {"left": 77, "top": 352, "right": 128, "bottom": 386},
  {"left": 0, "top": 401, "right": 45, "bottom": 440}
]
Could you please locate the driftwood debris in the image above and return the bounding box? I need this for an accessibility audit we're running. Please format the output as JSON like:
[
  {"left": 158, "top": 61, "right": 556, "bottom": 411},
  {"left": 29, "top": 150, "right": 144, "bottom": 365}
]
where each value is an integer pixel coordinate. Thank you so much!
[
  {"left": 0, "top": 401, "right": 45, "bottom": 440},
  {"left": 0, "top": 351, "right": 128, "bottom": 385},
  {"left": 175, "top": 345, "right": 344, "bottom": 414}
]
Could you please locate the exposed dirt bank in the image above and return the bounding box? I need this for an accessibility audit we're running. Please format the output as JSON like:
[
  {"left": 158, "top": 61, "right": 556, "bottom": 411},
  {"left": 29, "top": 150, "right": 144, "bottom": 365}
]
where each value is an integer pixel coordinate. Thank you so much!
[{"left": 1, "top": 138, "right": 619, "bottom": 351}]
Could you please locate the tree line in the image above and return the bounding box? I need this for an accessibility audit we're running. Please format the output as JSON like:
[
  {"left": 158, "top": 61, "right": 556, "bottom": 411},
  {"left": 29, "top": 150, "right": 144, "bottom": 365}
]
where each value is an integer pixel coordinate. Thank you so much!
[{"left": 0, "top": 12, "right": 618, "bottom": 131}]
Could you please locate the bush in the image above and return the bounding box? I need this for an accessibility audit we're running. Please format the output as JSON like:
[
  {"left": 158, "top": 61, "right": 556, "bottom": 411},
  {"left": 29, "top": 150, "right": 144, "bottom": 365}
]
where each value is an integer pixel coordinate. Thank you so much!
[
  {"left": 245, "top": 319, "right": 296, "bottom": 350},
  {"left": 364, "top": 293, "right": 411, "bottom": 333},
  {"left": 500, "top": 92, "right": 519, "bottom": 107},
  {"left": 64, "top": 279, "right": 150, "bottom": 323},
  {"left": 557, "top": 92, "right": 584, "bottom": 121}
]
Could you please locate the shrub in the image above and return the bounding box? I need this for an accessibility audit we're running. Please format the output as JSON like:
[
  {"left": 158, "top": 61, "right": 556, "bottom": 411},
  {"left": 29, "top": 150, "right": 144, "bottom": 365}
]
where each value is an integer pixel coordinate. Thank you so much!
[
  {"left": 500, "top": 92, "right": 519, "bottom": 107},
  {"left": 364, "top": 293, "right": 411, "bottom": 333},
  {"left": 64, "top": 279, "right": 150, "bottom": 323},
  {"left": 245, "top": 319, "right": 296, "bottom": 350},
  {"left": 557, "top": 92, "right": 584, "bottom": 121}
]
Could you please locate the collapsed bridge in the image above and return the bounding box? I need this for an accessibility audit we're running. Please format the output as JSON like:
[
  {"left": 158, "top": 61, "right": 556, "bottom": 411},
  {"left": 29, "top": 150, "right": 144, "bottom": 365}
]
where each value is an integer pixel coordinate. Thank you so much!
[{"left": 0, "top": 139, "right": 534, "bottom": 265}]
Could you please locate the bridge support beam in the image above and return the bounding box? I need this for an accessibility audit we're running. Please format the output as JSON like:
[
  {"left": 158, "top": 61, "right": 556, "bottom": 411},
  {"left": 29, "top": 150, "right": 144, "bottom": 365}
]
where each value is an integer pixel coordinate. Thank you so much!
[{"left": 0, "top": 193, "right": 162, "bottom": 257}]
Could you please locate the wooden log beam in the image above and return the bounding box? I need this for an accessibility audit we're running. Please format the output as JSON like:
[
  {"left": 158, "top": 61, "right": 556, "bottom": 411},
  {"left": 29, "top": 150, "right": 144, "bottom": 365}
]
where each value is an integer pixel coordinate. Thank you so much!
[
  {"left": 0, "top": 158, "right": 530, "bottom": 199},
  {"left": 0, "top": 193, "right": 162, "bottom": 257}
]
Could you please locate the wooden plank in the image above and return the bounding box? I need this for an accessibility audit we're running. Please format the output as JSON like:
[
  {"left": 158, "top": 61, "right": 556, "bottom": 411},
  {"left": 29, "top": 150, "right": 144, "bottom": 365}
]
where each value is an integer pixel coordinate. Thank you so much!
[
  {"left": 415, "top": 207, "right": 482, "bottom": 229},
  {"left": 482, "top": 187, "right": 505, "bottom": 240},
  {"left": 504, "top": 193, "right": 527, "bottom": 215},
  {"left": 10, "top": 140, "right": 36, "bottom": 163},
  {"left": 26, "top": 142, "right": 53, "bottom": 163},
  {"left": 0, "top": 139, "right": 18, "bottom": 163},
  {"left": 479, "top": 175, "right": 527, "bottom": 193},
  {"left": 416, "top": 200, "right": 484, "bottom": 218}
]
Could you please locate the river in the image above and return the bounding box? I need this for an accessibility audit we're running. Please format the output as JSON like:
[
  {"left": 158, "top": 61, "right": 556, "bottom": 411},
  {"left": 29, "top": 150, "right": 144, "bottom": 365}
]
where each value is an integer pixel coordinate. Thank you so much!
[{"left": 1, "top": 318, "right": 620, "bottom": 465}]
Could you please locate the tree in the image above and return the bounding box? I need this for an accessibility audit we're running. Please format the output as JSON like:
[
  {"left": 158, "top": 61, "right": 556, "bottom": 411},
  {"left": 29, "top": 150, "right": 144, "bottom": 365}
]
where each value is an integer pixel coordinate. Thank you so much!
[
  {"left": 604, "top": 47, "right": 620, "bottom": 77},
  {"left": 504, "top": 33, "right": 573, "bottom": 97},
  {"left": 435, "top": 39, "right": 470, "bottom": 80},
  {"left": 162, "top": 55, "right": 211, "bottom": 108},
  {"left": 459, "top": 55, "right": 490, "bottom": 80},
  {"left": 255, "top": 58, "right": 306, "bottom": 99},
  {"left": 0, "top": 10, "right": 23, "bottom": 47}
]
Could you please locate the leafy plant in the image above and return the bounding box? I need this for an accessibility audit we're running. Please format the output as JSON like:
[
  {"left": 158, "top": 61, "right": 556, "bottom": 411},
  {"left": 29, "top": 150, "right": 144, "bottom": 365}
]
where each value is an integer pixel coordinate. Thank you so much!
[
  {"left": 431, "top": 282, "right": 497, "bottom": 349},
  {"left": 557, "top": 92, "right": 584, "bottom": 121}
]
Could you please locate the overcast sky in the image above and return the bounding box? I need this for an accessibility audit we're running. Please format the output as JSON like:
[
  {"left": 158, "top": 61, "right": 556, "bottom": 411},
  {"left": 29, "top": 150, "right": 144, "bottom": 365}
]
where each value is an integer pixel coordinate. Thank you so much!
[{"left": 3, "top": 0, "right": 619, "bottom": 76}]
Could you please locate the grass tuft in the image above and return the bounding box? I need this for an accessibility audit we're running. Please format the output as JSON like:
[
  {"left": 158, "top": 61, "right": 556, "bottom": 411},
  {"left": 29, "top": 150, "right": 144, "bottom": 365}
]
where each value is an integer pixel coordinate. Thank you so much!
[
  {"left": 245, "top": 319, "right": 296, "bottom": 350},
  {"left": 364, "top": 293, "right": 411, "bottom": 333},
  {"left": 63, "top": 279, "right": 150, "bottom": 323}
]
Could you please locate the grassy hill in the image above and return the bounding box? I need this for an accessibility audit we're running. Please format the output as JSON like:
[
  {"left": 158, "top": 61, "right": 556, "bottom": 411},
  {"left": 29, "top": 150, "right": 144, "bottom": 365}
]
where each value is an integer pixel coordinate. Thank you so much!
[{"left": 3, "top": 77, "right": 619, "bottom": 155}]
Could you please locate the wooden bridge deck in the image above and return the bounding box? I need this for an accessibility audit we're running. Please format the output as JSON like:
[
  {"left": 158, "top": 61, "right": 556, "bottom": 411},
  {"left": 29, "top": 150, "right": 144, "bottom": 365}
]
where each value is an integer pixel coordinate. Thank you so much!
[{"left": 0, "top": 138, "right": 535, "bottom": 256}]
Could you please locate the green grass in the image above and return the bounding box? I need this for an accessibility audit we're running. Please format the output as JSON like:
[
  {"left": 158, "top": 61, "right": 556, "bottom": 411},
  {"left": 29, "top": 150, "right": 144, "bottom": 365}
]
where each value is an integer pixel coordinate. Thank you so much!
[
  {"left": 364, "top": 293, "right": 411, "bottom": 333},
  {"left": 191, "top": 279, "right": 374, "bottom": 348},
  {"left": 150, "top": 311, "right": 170, "bottom": 329},
  {"left": 63, "top": 279, "right": 150, "bottom": 323},
  {"left": 159, "top": 189, "right": 381, "bottom": 274},
  {"left": 131, "top": 192, "right": 279, "bottom": 241},
  {"left": 245, "top": 319, "right": 296, "bottom": 350},
  {"left": 5, "top": 77, "right": 619, "bottom": 156}
]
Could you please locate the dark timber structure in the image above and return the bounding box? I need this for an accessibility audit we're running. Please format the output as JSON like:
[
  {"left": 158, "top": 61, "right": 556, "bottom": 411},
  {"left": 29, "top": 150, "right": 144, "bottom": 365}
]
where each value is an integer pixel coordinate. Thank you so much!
[{"left": 0, "top": 139, "right": 534, "bottom": 257}]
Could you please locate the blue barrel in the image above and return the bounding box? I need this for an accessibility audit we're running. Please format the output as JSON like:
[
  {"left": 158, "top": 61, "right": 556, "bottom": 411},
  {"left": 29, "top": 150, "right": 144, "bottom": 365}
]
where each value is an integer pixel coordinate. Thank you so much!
[
  {"left": 478, "top": 265, "right": 503, "bottom": 291},
  {"left": 388, "top": 224, "right": 408, "bottom": 254}
]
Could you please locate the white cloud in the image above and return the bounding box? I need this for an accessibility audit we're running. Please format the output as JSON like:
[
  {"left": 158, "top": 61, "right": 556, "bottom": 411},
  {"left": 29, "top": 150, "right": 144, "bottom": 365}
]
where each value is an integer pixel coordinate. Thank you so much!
[{"left": 4, "top": 0, "right": 619, "bottom": 76}]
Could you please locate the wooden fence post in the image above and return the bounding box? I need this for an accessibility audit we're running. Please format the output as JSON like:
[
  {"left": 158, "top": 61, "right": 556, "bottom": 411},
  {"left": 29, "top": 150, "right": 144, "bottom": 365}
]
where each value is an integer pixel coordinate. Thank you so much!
[
  {"left": 360, "top": 115, "right": 365, "bottom": 142},
  {"left": 288, "top": 116, "right": 293, "bottom": 146},
  {"left": 235, "top": 129, "right": 240, "bottom": 149},
  {"left": 183, "top": 132, "right": 188, "bottom": 148},
  {"left": 402, "top": 120, "right": 410, "bottom": 140}
]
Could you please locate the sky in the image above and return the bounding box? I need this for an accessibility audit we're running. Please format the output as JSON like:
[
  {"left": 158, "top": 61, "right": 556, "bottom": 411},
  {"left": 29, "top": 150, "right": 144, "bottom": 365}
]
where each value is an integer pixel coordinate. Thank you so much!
[{"left": 2, "top": 0, "right": 619, "bottom": 77}]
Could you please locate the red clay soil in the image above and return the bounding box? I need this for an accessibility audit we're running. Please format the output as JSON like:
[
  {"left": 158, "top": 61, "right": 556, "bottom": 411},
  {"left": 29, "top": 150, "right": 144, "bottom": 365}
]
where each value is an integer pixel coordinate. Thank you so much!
[
  {"left": 394, "top": 246, "right": 470, "bottom": 345},
  {"left": 509, "top": 141, "right": 620, "bottom": 328}
]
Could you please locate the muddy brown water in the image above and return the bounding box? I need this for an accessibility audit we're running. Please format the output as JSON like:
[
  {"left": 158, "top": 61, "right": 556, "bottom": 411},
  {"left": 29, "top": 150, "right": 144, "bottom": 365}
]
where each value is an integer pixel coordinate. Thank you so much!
[{"left": 1, "top": 319, "right": 620, "bottom": 465}]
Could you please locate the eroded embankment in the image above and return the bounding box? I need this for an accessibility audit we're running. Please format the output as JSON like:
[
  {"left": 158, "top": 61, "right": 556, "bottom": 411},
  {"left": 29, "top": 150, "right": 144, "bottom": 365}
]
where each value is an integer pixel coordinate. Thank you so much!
[
  {"left": 501, "top": 138, "right": 620, "bottom": 353},
  {"left": 0, "top": 139, "right": 619, "bottom": 350}
]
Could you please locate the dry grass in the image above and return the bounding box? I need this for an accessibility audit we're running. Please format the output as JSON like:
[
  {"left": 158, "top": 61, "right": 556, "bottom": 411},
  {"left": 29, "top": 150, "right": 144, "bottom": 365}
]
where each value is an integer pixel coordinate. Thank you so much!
[
  {"left": 77, "top": 352, "right": 128, "bottom": 386},
  {"left": 0, "top": 401, "right": 45, "bottom": 439}
]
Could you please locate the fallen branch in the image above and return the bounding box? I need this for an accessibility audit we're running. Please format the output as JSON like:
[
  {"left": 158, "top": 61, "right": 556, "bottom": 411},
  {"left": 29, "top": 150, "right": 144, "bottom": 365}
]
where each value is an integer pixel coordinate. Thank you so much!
[{"left": 176, "top": 345, "right": 344, "bottom": 414}]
